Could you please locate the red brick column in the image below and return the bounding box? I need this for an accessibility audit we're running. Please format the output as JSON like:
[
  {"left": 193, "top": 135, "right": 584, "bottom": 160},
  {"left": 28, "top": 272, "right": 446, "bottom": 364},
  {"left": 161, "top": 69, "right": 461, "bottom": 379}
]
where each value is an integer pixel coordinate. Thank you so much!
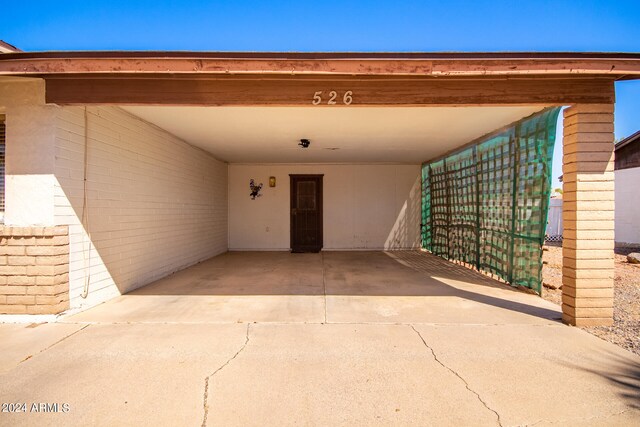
[{"left": 0, "top": 226, "right": 70, "bottom": 314}]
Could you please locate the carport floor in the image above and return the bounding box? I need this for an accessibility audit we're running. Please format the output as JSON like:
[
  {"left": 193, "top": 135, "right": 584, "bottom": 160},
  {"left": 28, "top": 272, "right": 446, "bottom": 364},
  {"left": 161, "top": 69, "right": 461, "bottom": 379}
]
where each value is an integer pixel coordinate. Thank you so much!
[
  {"left": 2, "top": 251, "right": 639, "bottom": 426},
  {"left": 66, "top": 251, "right": 562, "bottom": 325}
]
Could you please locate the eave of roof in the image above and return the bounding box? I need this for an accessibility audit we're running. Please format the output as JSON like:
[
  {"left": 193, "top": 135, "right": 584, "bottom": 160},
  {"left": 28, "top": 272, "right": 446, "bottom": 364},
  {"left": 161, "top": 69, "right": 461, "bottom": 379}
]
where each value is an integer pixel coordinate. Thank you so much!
[
  {"left": 0, "top": 40, "right": 21, "bottom": 53},
  {"left": 1, "top": 51, "right": 639, "bottom": 78},
  {"left": 615, "top": 130, "right": 640, "bottom": 150},
  {"left": 2, "top": 51, "right": 640, "bottom": 60}
]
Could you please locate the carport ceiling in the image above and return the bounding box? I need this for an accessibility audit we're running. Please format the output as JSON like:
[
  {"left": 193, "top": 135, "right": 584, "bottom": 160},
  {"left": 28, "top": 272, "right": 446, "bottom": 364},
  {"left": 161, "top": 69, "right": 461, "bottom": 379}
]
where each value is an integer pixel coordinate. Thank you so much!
[{"left": 123, "top": 106, "right": 545, "bottom": 164}]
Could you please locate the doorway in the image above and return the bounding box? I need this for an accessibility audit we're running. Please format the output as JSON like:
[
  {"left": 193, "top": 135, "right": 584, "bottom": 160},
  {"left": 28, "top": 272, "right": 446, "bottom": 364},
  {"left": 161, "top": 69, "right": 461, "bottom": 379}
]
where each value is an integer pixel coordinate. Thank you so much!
[{"left": 290, "top": 174, "right": 323, "bottom": 253}]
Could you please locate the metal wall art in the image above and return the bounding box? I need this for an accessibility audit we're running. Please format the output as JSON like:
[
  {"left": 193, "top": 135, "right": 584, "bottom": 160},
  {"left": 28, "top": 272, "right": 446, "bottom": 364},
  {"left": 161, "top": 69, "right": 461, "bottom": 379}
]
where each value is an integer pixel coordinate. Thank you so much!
[{"left": 249, "top": 179, "right": 263, "bottom": 200}]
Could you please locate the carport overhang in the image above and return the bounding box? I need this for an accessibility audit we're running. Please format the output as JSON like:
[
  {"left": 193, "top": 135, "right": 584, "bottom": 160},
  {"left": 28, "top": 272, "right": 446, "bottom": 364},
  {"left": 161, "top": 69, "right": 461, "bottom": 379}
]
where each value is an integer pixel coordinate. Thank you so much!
[
  {"left": 1, "top": 51, "right": 639, "bottom": 107},
  {"left": 2, "top": 51, "right": 640, "bottom": 326}
]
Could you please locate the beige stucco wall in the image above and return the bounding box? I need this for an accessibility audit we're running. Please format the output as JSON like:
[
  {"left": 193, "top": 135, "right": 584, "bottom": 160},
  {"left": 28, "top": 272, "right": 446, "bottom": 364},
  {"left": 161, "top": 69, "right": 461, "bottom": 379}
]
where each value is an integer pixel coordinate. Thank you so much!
[
  {"left": 228, "top": 164, "right": 421, "bottom": 250},
  {"left": 615, "top": 167, "right": 640, "bottom": 245},
  {"left": 54, "top": 106, "right": 229, "bottom": 309}
]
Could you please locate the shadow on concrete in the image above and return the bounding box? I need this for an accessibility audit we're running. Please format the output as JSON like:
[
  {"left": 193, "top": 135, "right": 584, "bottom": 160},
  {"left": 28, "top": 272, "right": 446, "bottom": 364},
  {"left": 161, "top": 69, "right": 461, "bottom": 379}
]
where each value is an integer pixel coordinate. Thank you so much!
[
  {"left": 562, "top": 347, "right": 640, "bottom": 410},
  {"left": 129, "top": 250, "right": 561, "bottom": 322}
]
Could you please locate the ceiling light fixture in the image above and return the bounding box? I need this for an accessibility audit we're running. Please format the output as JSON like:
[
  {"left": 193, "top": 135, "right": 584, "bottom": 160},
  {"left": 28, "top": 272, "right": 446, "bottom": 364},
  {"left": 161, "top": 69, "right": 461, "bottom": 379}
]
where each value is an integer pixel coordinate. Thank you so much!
[{"left": 299, "top": 139, "right": 311, "bottom": 148}]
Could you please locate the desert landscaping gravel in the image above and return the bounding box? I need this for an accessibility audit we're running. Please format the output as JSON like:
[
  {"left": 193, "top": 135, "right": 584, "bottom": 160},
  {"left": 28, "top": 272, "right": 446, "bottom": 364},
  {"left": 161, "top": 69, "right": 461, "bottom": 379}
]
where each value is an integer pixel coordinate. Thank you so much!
[{"left": 542, "top": 244, "right": 640, "bottom": 356}]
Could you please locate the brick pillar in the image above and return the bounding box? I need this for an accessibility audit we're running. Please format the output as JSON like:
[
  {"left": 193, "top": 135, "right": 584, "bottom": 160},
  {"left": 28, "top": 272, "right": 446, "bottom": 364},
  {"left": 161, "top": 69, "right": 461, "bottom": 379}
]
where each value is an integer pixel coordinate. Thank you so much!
[
  {"left": 562, "top": 104, "right": 615, "bottom": 326},
  {"left": 0, "top": 226, "right": 70, "bottom": 315}
]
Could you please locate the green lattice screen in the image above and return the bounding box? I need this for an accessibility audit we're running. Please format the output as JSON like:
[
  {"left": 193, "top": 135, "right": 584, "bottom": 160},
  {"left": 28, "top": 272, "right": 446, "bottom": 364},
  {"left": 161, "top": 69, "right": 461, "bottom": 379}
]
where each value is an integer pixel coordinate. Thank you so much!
[{"left": 421, "top": 108, "right": 560, "bottom": 294}]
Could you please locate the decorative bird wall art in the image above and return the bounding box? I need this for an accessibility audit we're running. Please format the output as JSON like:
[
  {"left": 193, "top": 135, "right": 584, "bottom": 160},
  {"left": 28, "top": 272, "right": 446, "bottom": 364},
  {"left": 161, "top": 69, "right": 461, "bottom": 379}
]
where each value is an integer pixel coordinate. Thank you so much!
[{"left": 249, "top": 179, "right": 263, "bottom": 200}]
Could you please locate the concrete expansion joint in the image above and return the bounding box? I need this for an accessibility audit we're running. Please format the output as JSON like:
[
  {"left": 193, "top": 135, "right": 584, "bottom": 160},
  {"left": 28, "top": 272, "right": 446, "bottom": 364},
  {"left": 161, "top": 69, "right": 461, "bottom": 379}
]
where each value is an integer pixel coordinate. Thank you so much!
[
  {"left": 201, "top": 323, "right": 251, "bottom": 427},
  {"left": 321, "top": 251, "right": 327, "bottom": 323},
  {"left": 409, "top": 324, "right": 503, "bottom": 427}
]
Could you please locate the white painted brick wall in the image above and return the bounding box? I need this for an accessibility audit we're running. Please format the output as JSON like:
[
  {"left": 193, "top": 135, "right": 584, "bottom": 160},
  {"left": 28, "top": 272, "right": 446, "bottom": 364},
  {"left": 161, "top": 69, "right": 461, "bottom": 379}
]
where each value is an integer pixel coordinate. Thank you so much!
[{"left": 54, "top": 106, "right": 228, "bottom": 310}]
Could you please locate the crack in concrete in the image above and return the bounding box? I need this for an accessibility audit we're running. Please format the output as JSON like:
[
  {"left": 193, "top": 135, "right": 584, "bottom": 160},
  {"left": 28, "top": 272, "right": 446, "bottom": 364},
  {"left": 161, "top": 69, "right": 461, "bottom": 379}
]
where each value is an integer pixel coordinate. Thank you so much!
[
  {"left": 19, "top": 324, "right": 91, "bottom": 365},
  {"left": 410, "top": 325, "right": 503, "bottom": 427},
  {"left": 201, "top": 323, "right": 251, "bottom": 427}
]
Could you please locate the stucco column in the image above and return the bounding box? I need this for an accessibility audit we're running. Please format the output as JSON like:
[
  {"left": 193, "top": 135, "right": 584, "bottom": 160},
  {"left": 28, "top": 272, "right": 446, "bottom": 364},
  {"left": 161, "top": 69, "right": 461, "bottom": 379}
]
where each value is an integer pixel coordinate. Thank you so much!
[{"left": 561, "top": 104, "right": 615, "bottom": 326}]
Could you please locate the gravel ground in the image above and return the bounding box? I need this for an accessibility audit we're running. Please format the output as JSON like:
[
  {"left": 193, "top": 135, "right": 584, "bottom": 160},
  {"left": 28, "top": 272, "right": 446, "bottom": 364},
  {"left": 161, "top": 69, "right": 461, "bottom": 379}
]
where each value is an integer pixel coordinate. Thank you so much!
[{"left": 541, "top": 244, "right": 640, "bottom": 356}]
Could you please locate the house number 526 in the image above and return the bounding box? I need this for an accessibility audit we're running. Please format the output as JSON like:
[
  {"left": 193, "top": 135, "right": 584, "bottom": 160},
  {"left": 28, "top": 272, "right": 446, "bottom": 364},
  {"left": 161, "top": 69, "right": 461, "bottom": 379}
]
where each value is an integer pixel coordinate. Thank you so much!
[{"left": 312, "top": 91, "right": 353, "bottom": 105}]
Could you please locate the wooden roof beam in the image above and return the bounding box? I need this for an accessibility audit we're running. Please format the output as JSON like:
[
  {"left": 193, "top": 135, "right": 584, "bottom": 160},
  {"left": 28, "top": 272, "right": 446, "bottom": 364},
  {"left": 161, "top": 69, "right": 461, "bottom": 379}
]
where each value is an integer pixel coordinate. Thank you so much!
[{"left": 1, "top": 53, "right": 639, "bottom": 78}]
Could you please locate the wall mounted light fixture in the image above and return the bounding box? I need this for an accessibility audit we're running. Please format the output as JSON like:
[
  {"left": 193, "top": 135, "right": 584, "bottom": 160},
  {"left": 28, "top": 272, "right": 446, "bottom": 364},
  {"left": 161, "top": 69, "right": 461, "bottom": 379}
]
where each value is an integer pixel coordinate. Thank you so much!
[{"left": 269, "top": 176, "right": 276, "bottom": 187}]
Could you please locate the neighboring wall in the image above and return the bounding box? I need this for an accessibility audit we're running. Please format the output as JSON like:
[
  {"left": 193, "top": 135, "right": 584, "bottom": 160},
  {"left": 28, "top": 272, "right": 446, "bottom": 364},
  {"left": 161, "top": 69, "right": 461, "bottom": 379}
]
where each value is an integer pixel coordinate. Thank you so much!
[
  {"left": 615, "top": 137, "right": 640, "bottom": 170},
  {"left": 229, "top": 164, "right": 421, "bottom": 250},
  {"left": 615, "top": 167, "right": 640, "bottom": 246},
  {"left": 55, "top": 106, "right": 228, "bottom": 309},
  {"left": 545, "top": 198, "right": 563, "bottom": 241}
]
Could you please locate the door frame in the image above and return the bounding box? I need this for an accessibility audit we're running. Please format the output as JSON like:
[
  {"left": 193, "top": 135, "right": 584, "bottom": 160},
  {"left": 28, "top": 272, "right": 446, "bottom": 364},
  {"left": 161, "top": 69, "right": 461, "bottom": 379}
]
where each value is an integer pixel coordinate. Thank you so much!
[{"left": 289, "top": 174, "right": 324, "bottom": 253}]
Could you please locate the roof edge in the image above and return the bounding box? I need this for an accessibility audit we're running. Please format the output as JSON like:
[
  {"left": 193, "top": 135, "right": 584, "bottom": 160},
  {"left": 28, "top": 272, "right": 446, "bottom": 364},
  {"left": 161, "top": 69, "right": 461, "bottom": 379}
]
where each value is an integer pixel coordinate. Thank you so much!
[
  {"left": 1, "top": 50, "right": 640, "bottom": 60},
  {"left": 0, "top": 40, "right": 21, "bottom": 53},
  {"left": 2, "top": 51, "right": 640, "bottom": 79},
  {"left": 615, "top": 130, "right": 640, "bottom": 150}
]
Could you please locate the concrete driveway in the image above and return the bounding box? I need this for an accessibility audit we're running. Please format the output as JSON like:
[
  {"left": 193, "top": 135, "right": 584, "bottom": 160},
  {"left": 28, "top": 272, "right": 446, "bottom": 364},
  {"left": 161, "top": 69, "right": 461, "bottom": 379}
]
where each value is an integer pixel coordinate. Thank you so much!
[{"left": 1, "top": 251, "right": 639, "bottom": 426}]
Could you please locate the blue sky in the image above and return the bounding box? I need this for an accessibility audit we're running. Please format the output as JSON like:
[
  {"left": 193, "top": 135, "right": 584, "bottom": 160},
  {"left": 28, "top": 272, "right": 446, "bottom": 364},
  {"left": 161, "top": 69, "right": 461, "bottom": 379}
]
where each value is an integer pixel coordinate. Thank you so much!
[{"left": 3, "top": 0, "right": 639, "bottom": 184}]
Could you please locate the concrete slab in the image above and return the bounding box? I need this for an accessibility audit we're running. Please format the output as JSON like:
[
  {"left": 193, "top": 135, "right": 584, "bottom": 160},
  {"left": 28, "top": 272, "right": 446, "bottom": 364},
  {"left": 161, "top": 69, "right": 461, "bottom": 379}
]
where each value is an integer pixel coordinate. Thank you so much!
[
  {"left": 67, "top": 252, "right": 326, "bottom": 324},
  {"left": 413, "top": 323, "right": 640, "bottom": 426},
  {"left": 0, "top": 323, "right": 86, "bottom": 374},
  {"left": 68, "top": 294, "right": 324, "bottom": 324},
  {"left": 3, "top": 251, "right": 636, "bottom": 425},
  {"left": 205, "top": 323, "right": 500, "bottom": 426},
  {"left": 66, "top": 250, "right": 562, "bottom": 326},
  {"left": 0, "top": 323, "right": 248, "bottom": 427},
  {"left": 324, "top": 251, "right": 561, "bottom": 325}
]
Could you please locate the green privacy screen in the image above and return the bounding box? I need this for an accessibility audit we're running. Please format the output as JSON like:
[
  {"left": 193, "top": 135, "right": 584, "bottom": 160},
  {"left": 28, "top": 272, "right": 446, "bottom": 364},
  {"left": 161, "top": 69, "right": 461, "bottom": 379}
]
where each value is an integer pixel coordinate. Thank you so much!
[{"left": 421, "top": 108, "right": 560, "bottom": 294}]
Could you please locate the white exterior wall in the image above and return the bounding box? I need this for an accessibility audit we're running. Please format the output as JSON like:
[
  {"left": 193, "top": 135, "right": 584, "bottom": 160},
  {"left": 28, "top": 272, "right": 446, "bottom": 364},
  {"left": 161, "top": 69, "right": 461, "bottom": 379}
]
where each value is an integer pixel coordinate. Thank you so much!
[
  {"left": 229, "top": 164, "right": 421, "bottom": 250},
  {"left": 54, "top": 106, "right": 228, "bottom": 310},
  {"left": 615, "top": 167, "right": 640, "bottom": 246},
  {"left": 0, "top": 78, "right": 57, "bottom": 226}
]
